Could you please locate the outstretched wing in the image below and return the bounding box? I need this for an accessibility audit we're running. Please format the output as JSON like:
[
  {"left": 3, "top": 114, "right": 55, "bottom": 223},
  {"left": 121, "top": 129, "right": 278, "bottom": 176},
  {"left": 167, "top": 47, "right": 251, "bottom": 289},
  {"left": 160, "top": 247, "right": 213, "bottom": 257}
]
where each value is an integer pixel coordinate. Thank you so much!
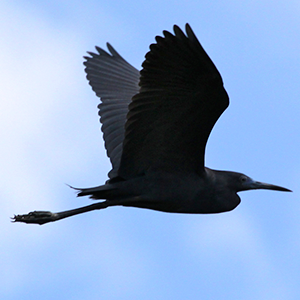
[
  {"left": 118, "top": 24, "right": 229, "bottom": 179},
  {"left": 84, "top": 44, "right": 140, "bottom": 178}
]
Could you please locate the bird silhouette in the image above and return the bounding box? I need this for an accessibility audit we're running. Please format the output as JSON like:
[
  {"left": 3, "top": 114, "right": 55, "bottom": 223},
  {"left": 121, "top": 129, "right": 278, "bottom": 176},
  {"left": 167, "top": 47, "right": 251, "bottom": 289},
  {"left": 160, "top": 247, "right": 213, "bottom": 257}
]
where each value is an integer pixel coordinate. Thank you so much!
[{"left": 13, "top": 24, "right": 291, "bottom": 225}]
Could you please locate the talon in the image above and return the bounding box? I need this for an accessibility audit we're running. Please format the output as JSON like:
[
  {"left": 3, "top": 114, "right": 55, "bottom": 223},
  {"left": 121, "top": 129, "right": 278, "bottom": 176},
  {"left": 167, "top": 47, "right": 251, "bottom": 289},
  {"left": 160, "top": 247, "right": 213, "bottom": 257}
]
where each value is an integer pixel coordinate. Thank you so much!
[{"left": 11, "top": 211, "right": 57, "bottom": 225}]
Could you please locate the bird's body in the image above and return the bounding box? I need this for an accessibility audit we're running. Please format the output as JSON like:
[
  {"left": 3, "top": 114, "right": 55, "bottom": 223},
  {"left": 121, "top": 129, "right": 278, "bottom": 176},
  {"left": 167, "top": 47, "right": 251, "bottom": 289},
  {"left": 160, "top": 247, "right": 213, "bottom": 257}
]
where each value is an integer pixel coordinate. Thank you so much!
[
  {"left": 78, "top": 168, "right": 241, "bottom": 214},
  {"left": 13, "top": 24, "right": 290, "bottom": 225}
]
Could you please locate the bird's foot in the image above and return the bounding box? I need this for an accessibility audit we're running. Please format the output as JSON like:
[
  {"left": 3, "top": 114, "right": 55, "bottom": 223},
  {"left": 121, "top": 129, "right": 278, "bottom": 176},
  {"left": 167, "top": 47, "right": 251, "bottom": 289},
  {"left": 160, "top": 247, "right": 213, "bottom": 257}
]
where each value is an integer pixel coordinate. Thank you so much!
[{"left": 12, "top": 211, "right": 58, "bottom": 225}]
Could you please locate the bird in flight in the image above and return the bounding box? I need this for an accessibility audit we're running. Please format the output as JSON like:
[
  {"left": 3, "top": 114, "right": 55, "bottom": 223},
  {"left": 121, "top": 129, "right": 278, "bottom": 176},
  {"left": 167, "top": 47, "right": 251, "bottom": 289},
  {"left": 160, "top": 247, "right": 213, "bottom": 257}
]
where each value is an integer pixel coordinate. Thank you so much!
[{"left": 13, "top": 24, "right": 291, "bottom": 225}]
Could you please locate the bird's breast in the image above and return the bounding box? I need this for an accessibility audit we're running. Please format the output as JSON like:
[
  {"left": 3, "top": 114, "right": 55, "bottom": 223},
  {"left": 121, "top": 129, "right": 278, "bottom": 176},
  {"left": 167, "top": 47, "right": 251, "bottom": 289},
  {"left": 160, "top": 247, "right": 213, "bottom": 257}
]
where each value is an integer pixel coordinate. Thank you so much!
[{"left": 120, "top": 171, "right": 240, "bottom": 214}]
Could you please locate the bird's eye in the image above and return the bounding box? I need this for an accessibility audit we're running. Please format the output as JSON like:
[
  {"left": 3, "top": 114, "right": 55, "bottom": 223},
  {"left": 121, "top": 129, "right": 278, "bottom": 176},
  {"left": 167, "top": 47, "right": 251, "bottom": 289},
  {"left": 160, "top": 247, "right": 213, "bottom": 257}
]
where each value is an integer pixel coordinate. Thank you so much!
[{"left": 240, "top": 176, "right": 247, "bottom": 183}]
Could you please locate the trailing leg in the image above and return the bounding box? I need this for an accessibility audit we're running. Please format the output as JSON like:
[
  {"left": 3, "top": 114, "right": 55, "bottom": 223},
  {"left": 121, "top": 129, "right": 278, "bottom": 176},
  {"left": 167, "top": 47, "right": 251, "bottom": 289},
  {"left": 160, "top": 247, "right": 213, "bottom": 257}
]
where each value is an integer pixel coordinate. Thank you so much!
[{"left": 12, "top": 201, "right": 111, "bottom": 225}]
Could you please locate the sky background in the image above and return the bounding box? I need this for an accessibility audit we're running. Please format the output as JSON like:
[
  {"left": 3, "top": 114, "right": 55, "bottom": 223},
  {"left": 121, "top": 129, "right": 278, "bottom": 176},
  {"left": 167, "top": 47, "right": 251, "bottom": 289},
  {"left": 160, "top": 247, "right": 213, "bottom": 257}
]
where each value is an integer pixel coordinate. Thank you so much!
[{"left": 1, "top": 0, "right": 300, "bottom": 299}]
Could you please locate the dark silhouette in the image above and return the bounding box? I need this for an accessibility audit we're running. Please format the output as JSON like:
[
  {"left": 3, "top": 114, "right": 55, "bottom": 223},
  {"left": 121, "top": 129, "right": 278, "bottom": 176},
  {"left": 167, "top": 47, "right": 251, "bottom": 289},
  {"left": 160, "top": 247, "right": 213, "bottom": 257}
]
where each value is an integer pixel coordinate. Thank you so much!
[{"left": 13, "top": 24, "right": 291, "bottom": 225}]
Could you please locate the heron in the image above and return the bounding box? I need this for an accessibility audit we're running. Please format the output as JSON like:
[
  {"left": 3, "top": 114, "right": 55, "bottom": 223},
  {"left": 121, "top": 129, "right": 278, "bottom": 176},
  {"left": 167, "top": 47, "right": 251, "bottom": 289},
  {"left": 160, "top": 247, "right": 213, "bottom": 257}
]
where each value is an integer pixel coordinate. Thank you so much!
[{"left": 13, "top": 24, "right": 291, "bottom": 225}]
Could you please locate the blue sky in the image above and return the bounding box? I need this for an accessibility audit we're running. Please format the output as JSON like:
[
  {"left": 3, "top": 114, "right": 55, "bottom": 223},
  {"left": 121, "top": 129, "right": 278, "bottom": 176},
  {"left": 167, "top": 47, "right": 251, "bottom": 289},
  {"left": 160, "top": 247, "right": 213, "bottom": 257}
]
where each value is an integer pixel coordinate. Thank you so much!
[{"left": 1, "top": 0, "right": 300, "bottom": 299}]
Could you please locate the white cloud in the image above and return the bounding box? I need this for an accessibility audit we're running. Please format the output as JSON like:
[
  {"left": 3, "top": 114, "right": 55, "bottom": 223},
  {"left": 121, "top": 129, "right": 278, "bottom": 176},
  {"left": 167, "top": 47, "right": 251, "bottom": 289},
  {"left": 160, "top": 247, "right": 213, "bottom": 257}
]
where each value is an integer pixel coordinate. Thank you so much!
[
  {"left": 0, "top": 2, "right": 102, "bottom": 293},
  {"left": 181, "top": 213, "right": 291, "bottom": 299}
]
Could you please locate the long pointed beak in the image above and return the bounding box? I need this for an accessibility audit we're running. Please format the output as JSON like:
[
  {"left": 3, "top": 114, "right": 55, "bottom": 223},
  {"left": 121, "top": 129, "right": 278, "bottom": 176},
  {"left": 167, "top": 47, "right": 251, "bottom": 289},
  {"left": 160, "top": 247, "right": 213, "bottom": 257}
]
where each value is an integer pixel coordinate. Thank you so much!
[{"left": 251, "top": 181, "right": 292, "bottom": 192}]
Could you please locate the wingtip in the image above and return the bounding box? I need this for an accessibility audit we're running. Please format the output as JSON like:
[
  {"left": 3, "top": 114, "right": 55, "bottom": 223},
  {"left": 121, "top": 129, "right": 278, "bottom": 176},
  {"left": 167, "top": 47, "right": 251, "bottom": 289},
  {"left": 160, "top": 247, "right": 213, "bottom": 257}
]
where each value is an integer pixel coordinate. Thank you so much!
[
  {"left": 185, "top": 23, "right": 192, "bottom": 31},
  {"left": 173, "top": 24, "right": 186, "bottom": 40},
  {"left": 106, "top": 43, "right": 121, "bottom": 57},
  {"left": 185, "top": 23, "right": 195, "bottom": 39}
]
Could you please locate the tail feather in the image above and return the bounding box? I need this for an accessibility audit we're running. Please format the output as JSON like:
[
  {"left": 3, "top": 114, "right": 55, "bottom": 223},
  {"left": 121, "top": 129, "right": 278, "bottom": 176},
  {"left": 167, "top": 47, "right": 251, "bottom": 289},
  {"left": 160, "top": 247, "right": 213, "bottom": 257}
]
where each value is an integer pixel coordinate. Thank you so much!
[{"left": 68, "top": 184, "right": 118, "bottom": 199}]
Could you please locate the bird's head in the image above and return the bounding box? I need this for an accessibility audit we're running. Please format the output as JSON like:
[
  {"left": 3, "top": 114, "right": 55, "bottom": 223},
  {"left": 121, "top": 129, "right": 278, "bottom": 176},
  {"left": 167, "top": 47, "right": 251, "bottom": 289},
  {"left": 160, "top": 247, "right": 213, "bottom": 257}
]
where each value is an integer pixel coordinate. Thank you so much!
[{"left": 225, "top": 171, "right": 292, "bottom": 193}]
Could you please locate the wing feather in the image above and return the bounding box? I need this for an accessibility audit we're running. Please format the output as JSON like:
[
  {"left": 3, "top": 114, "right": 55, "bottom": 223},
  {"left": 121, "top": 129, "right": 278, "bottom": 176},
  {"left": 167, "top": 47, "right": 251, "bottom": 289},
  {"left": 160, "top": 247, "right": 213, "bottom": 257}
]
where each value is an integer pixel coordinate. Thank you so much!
[
  {"left": 84, "top": 44, "right": 140, "bottom": 178},
  {"left": 118, "top": 24, "right": 229, "bottom": 179}
]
